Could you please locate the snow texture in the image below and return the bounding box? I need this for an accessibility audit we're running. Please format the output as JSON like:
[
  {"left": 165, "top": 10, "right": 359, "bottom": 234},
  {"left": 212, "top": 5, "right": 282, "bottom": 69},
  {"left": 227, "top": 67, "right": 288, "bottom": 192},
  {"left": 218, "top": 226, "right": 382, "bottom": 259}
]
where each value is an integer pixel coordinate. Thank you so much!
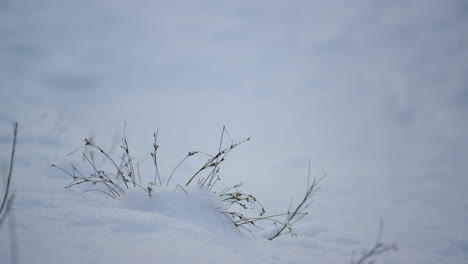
[{"left": 1, "top": 0, "right": 468, "bottom": 263}]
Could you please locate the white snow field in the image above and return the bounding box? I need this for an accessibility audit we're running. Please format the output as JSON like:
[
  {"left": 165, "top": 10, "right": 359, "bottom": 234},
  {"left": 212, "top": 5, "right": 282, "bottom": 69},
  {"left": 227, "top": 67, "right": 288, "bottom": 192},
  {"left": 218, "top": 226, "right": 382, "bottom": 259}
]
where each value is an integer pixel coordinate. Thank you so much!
[{"left": 1, "top": 0, "right": 468, "bottom": 263}]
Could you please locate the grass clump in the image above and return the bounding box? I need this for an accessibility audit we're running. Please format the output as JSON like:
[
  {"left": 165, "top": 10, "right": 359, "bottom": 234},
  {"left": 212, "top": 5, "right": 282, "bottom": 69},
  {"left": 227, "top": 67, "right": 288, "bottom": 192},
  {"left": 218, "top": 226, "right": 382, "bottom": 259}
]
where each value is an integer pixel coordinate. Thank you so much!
[{"left": 52, "top": 126, "right": 321, "bottom": 240}]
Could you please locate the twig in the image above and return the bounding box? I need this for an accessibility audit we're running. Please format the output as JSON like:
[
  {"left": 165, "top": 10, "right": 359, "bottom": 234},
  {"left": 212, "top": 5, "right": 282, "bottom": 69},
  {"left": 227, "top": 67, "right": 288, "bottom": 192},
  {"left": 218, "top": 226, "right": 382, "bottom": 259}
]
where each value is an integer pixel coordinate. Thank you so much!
[
  {"left": 175, "top": 184, "right": 188, "bottom": 194},
  {"left": 151, "top": 130, "right": 162, "bottom": 187},
  {"left": 166, "top": 151, "right": 198, "bottom": 187},
  {"left": 0, "top": 193, "right": 15, "bottom": 228},
  {"left": 351, "top": 220, "right": 398, "bottom": 264},
  {"left": 268, "top": 162, "right": 324, "bottom": 240},
  {"left": 0, "top": 122, "right": 17, "bottom": 218},
  {"left": 84, "top": 138, "right": 129, "bottom": 189},
  {"left": 8, "top": 202, "right": 18, "bottom": 264},
  {"left": 185, "top": 136, "right": 249, "bottom": 187}
]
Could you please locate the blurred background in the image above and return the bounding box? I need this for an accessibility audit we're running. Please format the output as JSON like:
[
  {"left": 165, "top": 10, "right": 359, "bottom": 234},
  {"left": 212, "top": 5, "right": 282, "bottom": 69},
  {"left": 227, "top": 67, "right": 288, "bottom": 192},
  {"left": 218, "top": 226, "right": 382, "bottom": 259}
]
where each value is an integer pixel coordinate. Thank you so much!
[{"left": 0, "top": 0, "right": 467, "bottom": 263}]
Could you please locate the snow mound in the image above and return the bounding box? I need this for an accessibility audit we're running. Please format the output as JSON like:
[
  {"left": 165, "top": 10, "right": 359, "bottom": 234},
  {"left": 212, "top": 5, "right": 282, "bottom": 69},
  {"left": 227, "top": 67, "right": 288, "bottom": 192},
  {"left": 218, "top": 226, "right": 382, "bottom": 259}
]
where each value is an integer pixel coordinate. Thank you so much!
[{"left": 120, "top": 187, "right": 240, "bottom": 236}]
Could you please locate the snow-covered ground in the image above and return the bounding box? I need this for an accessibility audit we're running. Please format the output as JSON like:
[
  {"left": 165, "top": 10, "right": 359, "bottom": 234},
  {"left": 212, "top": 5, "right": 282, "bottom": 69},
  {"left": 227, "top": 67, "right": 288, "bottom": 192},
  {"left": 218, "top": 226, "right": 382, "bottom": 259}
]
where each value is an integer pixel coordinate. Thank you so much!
[{"left": 1, "top": 0, "right": 468, "bottom": 263}]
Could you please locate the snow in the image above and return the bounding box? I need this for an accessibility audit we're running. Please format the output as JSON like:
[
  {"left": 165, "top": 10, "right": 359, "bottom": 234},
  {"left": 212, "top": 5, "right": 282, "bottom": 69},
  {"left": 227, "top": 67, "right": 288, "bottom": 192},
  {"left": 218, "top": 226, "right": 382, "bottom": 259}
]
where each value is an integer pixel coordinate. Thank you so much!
[{"left": 1, "top": 0, "right": 468, "bottom": 263}]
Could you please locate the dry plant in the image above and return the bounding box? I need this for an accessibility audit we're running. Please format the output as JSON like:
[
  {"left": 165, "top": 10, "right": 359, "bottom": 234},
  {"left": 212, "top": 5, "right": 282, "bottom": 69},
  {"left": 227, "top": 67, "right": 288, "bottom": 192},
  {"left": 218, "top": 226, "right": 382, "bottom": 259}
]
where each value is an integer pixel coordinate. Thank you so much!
[
  {"left": 0, "top": 122, "right": 17, "bottom": 228},
  {"left": 1, "top": 122, "right": 19, "bottom": 264},
  {"left": 350, "top": 220, "right": 398, "bottom": 264},
  {"left": 52, "top": 125, "right": 322, "bottom": 240},
  {"left": 51, "top": 125, "right": 151, "bottom": 198},
  {"left": 269, "top": 168, "right": 324, "bottom": 240}
]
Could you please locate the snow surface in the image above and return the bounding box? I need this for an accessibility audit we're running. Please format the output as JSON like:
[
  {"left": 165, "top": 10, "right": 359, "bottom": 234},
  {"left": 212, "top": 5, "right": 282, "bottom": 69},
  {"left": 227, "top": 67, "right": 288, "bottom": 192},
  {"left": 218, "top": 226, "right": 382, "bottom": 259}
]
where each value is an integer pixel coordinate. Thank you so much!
[{"left": 1, "top": 0, "right": 468, "bottom": 263}]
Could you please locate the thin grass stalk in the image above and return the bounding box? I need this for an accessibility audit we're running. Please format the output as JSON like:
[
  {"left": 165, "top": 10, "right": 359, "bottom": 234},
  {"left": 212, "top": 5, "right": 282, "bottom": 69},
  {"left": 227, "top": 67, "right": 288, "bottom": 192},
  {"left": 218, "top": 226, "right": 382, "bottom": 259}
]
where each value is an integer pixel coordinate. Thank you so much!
[
  {"left": 268, "top": 163, "right": 324, "bottom": 240},
  {"left": 8, "top": 200, "right": 18, "bottom": 264},
  {"left": 152, "top": 129, "right": 162, "bottom": 187},
  {"left": 84, "top": 138, "right": 129, "bottom": 189},
  {"left": 166, "top": 153, "right": 193, "bottom": 187},
  {"left": 0, "top": 122, "right": 17, "bottom": 218},
  {"left": 351, "top": 220, "right": 398, "bottom": 264}
]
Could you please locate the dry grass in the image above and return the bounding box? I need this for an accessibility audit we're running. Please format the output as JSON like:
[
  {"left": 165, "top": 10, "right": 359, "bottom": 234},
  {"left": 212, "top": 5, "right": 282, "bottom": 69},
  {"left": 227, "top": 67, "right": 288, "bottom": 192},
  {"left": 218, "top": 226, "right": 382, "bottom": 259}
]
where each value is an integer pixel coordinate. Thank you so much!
[
  {"left": 0, "top": 122, "right": 19, "bottom": 264},
  {"left": 351, "top": 220, "right": 398, "bottom": 264},
  {"left": 0, "top": 122, "right": 17, "bottom": 228},
  {"left": 52, "top": 125, "right": 398, "bottom": 260},
  {"left": 52, "top": 125, "right": 324, "bottom": 240},
  {"left": 2, "top": 122, "right": 398, "bottom": 264}
]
